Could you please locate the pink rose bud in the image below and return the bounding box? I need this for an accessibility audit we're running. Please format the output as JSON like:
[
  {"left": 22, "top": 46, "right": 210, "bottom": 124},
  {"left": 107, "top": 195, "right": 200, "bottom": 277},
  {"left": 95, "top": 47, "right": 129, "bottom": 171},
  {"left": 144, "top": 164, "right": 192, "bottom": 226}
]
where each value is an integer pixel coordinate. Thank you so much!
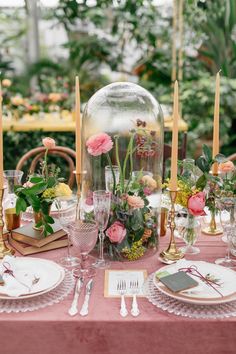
[
  {"left": 218, "top": 161, "right": 235, "bottom": 173},
  {"left": 188, "top": 192, "right": 206, "bottom": 217},
  {"left": 23, "top": 181, "right": 34, "bottom": 188},
  {"left": 86, "top": 133, "right": 113, "bottom": 156},
  {"left": 106, "top": 221, "right": 126, "bottom": 244},
  {"left": 42, "top": 137, "right": 56, "bottom": 149}
]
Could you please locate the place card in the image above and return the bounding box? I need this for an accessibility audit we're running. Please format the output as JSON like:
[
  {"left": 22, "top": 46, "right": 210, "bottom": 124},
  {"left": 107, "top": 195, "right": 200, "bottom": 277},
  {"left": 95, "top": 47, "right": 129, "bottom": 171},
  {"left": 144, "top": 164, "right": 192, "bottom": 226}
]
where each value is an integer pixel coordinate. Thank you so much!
[{"left": 104, "top": 270, "right": 147, "bottom": 298}]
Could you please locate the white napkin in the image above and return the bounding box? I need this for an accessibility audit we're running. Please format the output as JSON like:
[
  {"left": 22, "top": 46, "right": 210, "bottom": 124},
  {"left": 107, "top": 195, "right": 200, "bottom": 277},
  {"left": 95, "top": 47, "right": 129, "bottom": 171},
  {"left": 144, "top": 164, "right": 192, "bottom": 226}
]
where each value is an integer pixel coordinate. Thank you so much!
[{"left": 0, "top": 256, "right": 35, "bottom": 297}]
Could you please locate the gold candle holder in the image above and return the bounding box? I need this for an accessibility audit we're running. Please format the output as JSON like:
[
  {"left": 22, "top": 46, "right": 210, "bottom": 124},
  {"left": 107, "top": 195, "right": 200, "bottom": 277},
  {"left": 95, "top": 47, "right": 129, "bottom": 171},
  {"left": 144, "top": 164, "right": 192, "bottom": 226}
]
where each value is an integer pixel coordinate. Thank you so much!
[
  {"left": 160, "top": 189, "right": 184, "bottom": 261},
  {"left": 0, "top": 189, "right": 14, "bottom": 258}
]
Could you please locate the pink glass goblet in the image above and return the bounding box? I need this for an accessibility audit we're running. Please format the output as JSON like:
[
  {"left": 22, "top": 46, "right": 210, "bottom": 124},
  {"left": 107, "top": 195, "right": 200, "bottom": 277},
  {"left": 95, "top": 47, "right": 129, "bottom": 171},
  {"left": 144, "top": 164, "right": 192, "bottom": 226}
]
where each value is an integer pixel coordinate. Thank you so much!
[{"left": 70, "top": 221, "right": 98, "bottom": 278}]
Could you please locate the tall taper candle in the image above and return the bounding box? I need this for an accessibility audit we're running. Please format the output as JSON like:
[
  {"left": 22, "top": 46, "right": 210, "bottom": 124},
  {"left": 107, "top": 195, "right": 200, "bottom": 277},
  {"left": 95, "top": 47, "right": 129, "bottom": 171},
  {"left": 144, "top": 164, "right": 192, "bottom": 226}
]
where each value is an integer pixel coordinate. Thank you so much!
[
  {"left": 75, "top": 76, "right": 81, "bottom": 174},
  {"left": 169, "top": 80, "right": 179, "bottom": 191},
  {"left": 0, "top": 82, "right": 3, "bottom": 189},
  {"left": 212, "top": 72, "right": 220, "bottom": 175}
]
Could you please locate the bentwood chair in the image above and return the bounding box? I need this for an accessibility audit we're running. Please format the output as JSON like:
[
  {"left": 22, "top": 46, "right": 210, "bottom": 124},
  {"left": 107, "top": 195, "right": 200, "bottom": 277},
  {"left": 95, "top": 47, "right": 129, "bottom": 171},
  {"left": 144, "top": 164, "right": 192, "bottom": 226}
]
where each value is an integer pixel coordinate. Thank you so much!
[
  {"left": 163, "top": 131, "right": 187, "bottom": 180},
  {"left": 16, "top": 146, "right": 76, "bottom": 188},
  {"left": 228, "top": 153, "right": 236, "bottom": 162}
]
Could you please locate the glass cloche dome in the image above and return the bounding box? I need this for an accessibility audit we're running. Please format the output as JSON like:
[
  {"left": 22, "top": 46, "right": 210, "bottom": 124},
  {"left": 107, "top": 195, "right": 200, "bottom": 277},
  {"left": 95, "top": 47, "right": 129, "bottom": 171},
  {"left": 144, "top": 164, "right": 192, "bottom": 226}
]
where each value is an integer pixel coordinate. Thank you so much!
[{"left": 81, "top": 82, "right": 164, "bottom": 261}]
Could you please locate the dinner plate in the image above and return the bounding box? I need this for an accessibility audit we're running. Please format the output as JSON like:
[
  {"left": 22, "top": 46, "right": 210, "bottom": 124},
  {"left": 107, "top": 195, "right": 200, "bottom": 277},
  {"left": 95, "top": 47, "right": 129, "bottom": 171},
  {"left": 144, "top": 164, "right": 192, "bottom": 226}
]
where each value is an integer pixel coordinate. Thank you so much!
[
  {"left": 0, "top": 257, "right": 65, "bottom": 300},
  {"left": 153, "top": 260, "right": 236, "bottom": 305}
]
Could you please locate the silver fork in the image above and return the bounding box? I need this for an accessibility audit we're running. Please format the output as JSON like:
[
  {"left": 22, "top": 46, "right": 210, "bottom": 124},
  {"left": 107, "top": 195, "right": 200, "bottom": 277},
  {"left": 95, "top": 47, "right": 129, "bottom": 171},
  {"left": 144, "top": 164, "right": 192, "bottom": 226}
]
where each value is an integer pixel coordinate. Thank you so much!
[
  {"left": 130, "top": 280, "right": 140, "bottom": 317},
  {"left": 117, "top": 280, "right": 128, "bottom": 317}
]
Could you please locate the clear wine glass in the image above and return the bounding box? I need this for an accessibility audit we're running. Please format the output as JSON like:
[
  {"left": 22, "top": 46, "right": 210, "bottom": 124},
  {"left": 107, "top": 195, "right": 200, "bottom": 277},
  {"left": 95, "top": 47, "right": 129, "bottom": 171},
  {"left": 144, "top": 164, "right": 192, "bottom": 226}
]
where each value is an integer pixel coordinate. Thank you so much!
[
  {"left": 215, "top": 197, "right": 236, "bottom": 268},
  {"left": 93, "top": 190, "right": 111, "bottom": 269},
  {"left": 56, "top": 195, "right": 81, "bottom": 269},
  {"left": 70, "top": 221, "right": 98, "bottom": 278}
]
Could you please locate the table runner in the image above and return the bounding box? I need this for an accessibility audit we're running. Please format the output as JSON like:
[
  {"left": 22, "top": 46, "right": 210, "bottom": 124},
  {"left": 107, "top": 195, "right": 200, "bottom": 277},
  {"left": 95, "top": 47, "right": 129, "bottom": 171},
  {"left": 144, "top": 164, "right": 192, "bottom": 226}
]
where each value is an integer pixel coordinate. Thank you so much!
[{"left": 0, "top": 234, "right": 236, "bottom": 354}]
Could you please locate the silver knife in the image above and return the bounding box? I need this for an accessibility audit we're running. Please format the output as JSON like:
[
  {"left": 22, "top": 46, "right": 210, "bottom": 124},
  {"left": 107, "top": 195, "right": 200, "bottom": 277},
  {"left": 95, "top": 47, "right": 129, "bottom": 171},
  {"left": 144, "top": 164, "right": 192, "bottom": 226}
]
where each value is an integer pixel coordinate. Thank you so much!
[
  {"left": 68, "top": 277, "right": 84, "bottom": 316},
  {"left": 80, "top": 279, "right": 93, "bottom": 316}
]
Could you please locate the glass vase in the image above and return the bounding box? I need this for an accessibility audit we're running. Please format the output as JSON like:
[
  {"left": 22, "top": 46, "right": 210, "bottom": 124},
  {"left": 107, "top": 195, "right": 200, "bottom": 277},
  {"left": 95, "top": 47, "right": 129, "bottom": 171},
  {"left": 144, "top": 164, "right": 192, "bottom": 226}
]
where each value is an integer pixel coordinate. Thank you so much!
[
  {"left": 81, "top": 82, "right": 164, "bottom": 262},
  {"left": 179, "top": 213, "right": 201, "bottom": 255},
  {"left": 3, "top": 170, "right": 23, "bottom": 231}
]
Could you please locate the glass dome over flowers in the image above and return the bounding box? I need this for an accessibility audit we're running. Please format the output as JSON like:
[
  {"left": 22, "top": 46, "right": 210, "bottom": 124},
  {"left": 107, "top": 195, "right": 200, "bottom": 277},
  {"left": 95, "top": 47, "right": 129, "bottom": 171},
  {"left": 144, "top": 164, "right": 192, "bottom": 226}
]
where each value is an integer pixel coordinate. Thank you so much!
[{"left": 81, "top": 82, "right": 164, "bottom": 261}]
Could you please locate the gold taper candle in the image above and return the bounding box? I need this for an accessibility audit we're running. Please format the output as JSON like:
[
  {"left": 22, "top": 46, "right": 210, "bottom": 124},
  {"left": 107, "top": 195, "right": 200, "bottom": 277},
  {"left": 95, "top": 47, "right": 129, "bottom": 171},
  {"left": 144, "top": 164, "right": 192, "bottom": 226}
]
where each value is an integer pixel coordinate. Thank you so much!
[
  {"left": 0, "top": 82, "right": 3, "bottom": 189},
  {"left": 75, "top": 76, "right": 81, "bottom": 174},
  {"left": 170, "top": 80, "right": 179, "bottom": 191},
  {"left": 212, "top": 72, "right": 220, "bottom": 175}
]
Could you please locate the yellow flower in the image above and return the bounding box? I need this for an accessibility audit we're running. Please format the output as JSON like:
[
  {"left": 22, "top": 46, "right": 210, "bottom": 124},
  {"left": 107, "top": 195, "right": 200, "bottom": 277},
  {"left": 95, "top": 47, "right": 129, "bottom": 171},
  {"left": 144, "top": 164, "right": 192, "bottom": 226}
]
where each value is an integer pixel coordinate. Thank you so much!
[
  {"left": 2, "top": 79, "right": 12, "bottom": 87},
  {"left": 122, "top": 240, "right": 145, "bottom": 261},
  {"left": 11, "top": 96, "right": 24, "bottom": 106},
  {"left": 42, "top": 188, "right": 56, "bottom": 199},
  {"left": 55, "top": 183, "right": 72, "bottom": 198}
]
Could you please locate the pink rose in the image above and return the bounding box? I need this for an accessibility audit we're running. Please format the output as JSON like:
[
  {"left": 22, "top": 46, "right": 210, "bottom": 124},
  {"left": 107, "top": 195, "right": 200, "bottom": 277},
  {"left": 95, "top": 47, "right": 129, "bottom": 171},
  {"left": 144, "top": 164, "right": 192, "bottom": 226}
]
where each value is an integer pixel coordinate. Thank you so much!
[
  {"left": 127, "top": 195, "right": 145, "bottom": 209},
  {"left": 218, "top": 161, "right": 235, "bottom": 173},
  {"left": 86, "top": 133, "right": 113, "bottom": 156},
  {"left": 106, "top": 221, "right": 126, "bottom": 244},
  {"left": 188, "top": 192, "right": 206, "bottom": 216},
  {"left": 143, "top": 187, "right": 152, "bottom": 196},
  {"left": 23, "top": 181, "right": 34, "bottom": 188},
  {"left": 42, "top": 137, "right": 56, "bottom": 149}
]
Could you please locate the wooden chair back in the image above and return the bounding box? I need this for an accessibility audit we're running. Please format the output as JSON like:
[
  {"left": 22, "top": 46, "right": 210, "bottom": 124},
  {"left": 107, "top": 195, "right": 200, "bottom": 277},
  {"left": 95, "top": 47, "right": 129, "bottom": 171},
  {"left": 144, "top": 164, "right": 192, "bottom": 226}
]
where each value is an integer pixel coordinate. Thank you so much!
[
  {"left": 228, "top": 153, "right": 236, "bottom": 162},
  {"left": 16, "top": 146, "right": 76, "bottom": 188}
]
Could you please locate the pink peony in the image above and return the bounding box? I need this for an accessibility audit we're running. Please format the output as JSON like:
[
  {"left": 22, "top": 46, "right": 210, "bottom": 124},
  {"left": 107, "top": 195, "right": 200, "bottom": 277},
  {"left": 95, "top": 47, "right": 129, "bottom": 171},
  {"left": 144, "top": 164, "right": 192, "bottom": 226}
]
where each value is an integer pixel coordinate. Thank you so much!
[
  {"left": 42, "top": 137, "right": 56, "bottom": 149},
  {"left": 86, "top": 133, "right": 113, "bottom": 156},
  {"left": 106, "top": 221, "right": 126, "bottom": 244},
  {"left": 218, "top": 161, "right": 235, "bottom": 173},
  {"left": 127, "top": 195, "right": 145, "bottom": 209},
  {"left": 188, "top": 192, "right": 206, "bottom": 217}
]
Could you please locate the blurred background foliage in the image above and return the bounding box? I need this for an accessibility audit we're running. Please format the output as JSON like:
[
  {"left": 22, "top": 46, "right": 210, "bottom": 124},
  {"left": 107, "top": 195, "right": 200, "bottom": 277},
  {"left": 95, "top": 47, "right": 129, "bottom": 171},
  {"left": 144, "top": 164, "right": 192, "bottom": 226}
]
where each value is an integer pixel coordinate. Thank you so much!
[{"left": 1, "top": 0, "right": 236, "bottom": 168}]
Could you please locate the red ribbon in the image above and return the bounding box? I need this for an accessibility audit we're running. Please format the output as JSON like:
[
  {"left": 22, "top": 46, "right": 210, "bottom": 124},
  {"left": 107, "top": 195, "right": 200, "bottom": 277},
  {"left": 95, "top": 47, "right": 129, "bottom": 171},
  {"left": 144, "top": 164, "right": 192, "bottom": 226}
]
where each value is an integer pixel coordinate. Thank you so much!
[{"left": 178, "top": 265, "right": 223, "bottom": 298}]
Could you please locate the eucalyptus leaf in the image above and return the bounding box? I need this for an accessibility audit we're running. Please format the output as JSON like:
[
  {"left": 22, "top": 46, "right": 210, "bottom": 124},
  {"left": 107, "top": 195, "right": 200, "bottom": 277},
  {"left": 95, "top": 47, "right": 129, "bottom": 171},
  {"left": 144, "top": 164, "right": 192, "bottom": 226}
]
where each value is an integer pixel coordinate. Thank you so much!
[
  {"left": 16, "top": 197, "right": 27, "bottom": 215},
  {"left": 44, "top": 215, "right": 55, "bottom": 224},
  {"left": 29, "top": 176, "right": 44, "bottom": 183},
  {"left": 44, "top": 223, "right": 54, "bottom": 235},
  {"left": 203, "top": 144, "right": 212, "bottom": 162},
  {"left": 196, "top": 156, "right": 210, "bottom": 173},
  {"left": 23, "top": 182, "right": 47, "bottom": 195},
  {"left": 196, "top": 174, "right": 207, "bottom": 190}
]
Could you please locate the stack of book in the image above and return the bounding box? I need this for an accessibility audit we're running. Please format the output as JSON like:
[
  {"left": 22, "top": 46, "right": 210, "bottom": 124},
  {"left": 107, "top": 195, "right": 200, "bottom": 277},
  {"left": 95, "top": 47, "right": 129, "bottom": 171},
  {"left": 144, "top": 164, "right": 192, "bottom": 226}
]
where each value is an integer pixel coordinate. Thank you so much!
[{"left": 9, "top": 221, "right": 68, "bottom": 255}]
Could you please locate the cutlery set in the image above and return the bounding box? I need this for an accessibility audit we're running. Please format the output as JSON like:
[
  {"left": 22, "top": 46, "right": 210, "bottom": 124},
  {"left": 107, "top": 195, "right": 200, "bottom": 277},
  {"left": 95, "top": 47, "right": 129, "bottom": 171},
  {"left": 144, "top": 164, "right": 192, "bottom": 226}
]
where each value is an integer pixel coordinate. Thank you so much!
[
  {"left": 69, "top": 277, "right": 141, "bottom": 318},
  {"left": 68, "top": 278, "right": 93, "bottom": 317},
  {"left": 117, "top": 279, "right": 140, "bottom": 317}
]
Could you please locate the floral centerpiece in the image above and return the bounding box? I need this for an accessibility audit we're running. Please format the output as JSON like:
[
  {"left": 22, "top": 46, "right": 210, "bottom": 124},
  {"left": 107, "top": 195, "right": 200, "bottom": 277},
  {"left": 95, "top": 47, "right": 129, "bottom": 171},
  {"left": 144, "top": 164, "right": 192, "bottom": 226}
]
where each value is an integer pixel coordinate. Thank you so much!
[
  {"left": 84, "top": 129, "right": 160, "bottom": 261},
  {"left": 14, "top": 137, "right": 72, "bottom": 236}
]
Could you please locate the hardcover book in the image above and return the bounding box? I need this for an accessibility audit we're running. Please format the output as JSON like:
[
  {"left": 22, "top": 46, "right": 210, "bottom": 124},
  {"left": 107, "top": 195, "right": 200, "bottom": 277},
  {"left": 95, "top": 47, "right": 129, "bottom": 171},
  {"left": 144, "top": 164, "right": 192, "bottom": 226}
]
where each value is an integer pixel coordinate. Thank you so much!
[
  {"left": 9, "top": 234, "right": 68, "bottom": 256},
  {"left": 11, "top": 221, "right": 67, "bottom": 248}
]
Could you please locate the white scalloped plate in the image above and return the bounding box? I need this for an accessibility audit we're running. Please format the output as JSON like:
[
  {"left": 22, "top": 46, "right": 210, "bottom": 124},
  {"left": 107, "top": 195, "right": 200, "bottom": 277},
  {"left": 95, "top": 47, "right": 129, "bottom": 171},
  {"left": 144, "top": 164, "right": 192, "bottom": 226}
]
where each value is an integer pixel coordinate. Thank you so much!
[
  {"left": 153, "top": 260, "right": 236, "bottom": 305},
  {"left": 0, "top": 257, "right": 65, "bottom": 300}
]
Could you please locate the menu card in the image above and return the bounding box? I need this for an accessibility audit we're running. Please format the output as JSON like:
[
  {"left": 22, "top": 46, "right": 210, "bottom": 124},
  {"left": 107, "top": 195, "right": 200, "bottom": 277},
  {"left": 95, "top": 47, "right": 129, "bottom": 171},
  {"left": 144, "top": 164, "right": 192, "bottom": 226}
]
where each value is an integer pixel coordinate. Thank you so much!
[{"left": 104, "top": 270, "right": 147, "bottom": 298}]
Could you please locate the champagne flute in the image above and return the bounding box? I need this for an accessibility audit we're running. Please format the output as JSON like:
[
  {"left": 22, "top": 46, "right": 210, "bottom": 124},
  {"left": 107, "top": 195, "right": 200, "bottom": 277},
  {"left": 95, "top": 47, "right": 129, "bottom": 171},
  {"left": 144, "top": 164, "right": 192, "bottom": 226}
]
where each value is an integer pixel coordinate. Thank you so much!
[
  {"left": 56, "top": 195, "right": 81, "bottom": 269},
  {"left": 93, "top": 190, "right": 111, "bottom": 269},
  {"left": 70, "top": 221, "right": 98, "bottom": 278},
  {"left": 215, "top": 197, "right": 236, "bottom": 268}
]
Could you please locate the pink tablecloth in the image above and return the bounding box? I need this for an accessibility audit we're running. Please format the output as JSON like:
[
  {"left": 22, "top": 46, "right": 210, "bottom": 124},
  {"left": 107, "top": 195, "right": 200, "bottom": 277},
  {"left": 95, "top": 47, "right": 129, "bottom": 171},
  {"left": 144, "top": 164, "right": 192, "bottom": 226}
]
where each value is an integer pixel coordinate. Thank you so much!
[{"left": 1, "top": 234, "right": 236, "bottom": 354}]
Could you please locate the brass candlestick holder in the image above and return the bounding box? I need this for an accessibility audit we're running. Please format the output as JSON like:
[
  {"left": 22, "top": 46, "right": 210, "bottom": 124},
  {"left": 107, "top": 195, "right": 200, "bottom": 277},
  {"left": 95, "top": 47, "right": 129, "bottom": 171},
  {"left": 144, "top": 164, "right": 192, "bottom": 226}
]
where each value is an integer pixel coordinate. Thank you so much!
[
  {"left": 0, "top": 188, "right": 14, "bottom": 258},
  {"left": 160, "top": 188, "right": 184, "bottom": 261}
]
